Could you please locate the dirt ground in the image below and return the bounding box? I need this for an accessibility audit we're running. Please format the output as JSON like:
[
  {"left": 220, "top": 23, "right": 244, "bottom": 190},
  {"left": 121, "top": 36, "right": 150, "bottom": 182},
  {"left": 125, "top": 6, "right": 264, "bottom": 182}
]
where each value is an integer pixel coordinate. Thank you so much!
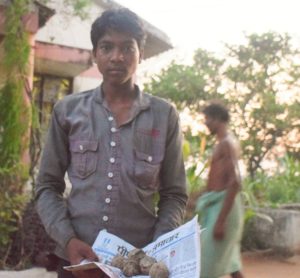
[
  {"left": 223, "top": 251, "right": 300, "bottom": 278},
  {"left": 1, "top": 251, "right": 300, "bottom": 277}
]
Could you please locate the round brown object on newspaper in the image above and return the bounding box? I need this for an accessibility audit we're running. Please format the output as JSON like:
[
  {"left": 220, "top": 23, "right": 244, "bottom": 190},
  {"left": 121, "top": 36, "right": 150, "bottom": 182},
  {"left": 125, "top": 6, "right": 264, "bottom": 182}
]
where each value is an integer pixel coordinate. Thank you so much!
[
  {"left": 110, "top": 254, "right": 125, "bottom": 270},
  {"left": 139, "top": 255, "right": 157, "bottom": 275},
  {"left": 149, "top": 261, "right": 170, "bottom": 278},
  {"left": 127, "top": 248, "right": 146, "bottom": 262},
  {"left": 123, "top": 259, "right": 140, "bottom": 277}
]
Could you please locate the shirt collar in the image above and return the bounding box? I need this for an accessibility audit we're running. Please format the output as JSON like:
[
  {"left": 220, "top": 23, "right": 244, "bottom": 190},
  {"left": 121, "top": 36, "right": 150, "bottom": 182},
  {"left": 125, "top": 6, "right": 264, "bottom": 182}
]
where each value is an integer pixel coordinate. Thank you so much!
[{"left": 93, "top": 84, "right": 151, "bottom": 110}]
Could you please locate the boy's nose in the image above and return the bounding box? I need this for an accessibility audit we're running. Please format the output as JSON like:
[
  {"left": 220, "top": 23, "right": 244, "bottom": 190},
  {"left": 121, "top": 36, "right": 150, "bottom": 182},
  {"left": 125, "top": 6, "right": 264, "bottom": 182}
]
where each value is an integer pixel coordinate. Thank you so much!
[{"left": 110, "top": 48, "right": 124, "bottom": 61}]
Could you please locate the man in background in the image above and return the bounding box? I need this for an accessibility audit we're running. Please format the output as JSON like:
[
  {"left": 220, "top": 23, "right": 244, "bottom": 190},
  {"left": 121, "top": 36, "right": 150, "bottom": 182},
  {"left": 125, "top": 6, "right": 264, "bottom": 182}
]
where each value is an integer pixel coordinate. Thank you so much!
[{"left": 196, "top": 102, "right": 244, "bottom": 278}]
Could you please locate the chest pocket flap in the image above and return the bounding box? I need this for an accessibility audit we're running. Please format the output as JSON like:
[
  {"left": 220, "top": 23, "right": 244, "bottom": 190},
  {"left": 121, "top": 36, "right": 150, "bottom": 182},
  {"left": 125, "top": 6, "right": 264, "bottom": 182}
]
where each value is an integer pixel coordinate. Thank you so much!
[
  {"left": 69, "top": 140, "right": 98, "bottom": 179},
  {"left": 70, "top": 140, "right": 98, "bottom": 153},
  {"left": 134, "top": 149, "right": 163, "bottom": 190}
]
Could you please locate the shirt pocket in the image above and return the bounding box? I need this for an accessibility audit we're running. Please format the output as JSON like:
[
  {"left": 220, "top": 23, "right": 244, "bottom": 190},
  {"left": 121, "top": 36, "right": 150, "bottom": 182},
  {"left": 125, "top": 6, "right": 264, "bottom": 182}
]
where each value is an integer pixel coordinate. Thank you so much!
[
  {"left": 134, "top": 150, "right": 163, "bottom": 190},
  {"left": 69, "top": 140, "right": 98, "bottom": 179}
]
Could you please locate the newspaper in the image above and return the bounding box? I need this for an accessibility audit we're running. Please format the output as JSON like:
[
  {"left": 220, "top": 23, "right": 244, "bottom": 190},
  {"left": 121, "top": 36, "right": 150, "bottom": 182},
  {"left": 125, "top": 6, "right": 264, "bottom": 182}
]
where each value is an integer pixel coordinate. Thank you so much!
[{"left": 64, "top": 216, "right": 201, "bottom": 278}]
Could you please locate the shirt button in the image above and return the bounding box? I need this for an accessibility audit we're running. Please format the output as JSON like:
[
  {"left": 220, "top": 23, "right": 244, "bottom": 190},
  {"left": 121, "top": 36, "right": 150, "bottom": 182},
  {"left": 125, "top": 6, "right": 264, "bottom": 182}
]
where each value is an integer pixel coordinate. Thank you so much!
[
  {"left": 79, "top": 145, "right": 83, "bottom": 151},
  {"left": 111, "top": 127, "right": 117, "bottom": 133},
  {"left": 110, "top": 141, "right": 116, "bottom": 147},
  {"left": 103, "top": 216, "right": 108, "bottom": 222},
  {"left": 109, "top": 157, "right": 115, "bottom": 163},
  {"left": 108, "top": 172, "right": 113, "bottom": 178},
  {"left": 105, "top": 198, "right": 111, "bottom": 203},
  {"left": 107, "top": 184, "right": 112, "bottom": 190},
  {"left": 108, "top": 116, "right": 114, "bottom": 121},
  {"left": 148, "top": 156, "right": 153, "bottom": 162}
]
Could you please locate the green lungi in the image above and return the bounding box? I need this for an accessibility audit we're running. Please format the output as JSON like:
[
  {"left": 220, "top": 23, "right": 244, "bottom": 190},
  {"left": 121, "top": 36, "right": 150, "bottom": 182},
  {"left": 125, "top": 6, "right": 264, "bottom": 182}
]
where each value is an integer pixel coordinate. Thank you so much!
[{"left": 196, "top": 191, "right": 244, "bottom": 278}]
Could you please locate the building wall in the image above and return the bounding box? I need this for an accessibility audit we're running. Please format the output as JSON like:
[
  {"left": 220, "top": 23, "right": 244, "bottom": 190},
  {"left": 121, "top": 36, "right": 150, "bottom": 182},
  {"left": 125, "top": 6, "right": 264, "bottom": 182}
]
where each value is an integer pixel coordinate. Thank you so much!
[
  {"left": 36, "top": 2, "right": 105, "bottom": 50},
  {"left": 73, "top": 76, "right": 101, "bottom": 93}
]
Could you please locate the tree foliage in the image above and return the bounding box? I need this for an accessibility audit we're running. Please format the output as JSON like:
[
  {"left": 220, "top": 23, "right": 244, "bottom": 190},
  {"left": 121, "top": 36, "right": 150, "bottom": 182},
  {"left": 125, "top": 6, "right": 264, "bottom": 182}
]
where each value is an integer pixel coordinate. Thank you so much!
[
  {"left": 243, "top": 155, "right": 300, "bottom": 207},
  {"left": 225, "top": 32, "right": 300, "bottom": 177},
  {"left": 144, "top": 49, "right": 225, "bottom": 110},
  {"left": 144, "top": 32, "right": 300, "bottom": 178}
]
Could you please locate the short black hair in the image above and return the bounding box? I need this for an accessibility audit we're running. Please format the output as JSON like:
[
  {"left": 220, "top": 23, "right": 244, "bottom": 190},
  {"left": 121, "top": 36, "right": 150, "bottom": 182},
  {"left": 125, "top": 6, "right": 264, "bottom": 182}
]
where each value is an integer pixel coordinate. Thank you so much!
[
  {"left": 202, "top": 102, "right": 230, "bottom": 123},
  {"left": 90, "top": 8, "right": 147, "bottom": 52}
]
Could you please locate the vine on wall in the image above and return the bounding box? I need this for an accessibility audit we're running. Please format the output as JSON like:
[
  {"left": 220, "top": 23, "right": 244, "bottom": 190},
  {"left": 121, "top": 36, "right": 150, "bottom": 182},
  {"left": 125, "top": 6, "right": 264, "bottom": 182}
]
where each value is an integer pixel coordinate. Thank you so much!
[
  {"left": 0, "top": 0, "right": 91, "bottom": 268},
  {"left": 0, "top": 0, "right": 31, "bottom": 267}
]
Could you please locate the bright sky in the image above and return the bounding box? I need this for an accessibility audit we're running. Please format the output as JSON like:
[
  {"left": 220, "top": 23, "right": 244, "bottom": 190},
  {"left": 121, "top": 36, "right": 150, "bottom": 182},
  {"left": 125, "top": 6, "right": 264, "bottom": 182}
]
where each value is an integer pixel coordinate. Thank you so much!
[{"left": 117, "top": 0, "right": 300, "bottom": 52}]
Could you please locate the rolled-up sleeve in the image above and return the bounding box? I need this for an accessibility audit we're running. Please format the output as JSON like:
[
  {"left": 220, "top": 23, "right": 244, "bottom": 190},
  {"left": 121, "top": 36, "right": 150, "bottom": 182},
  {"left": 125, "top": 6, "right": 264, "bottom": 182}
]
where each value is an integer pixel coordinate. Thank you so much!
[
  {"left": 35, "top": 103, "right": 76, "bottom": 249},
  {"left": 153, "top": 106, "right": 188, "bottom": 239}
]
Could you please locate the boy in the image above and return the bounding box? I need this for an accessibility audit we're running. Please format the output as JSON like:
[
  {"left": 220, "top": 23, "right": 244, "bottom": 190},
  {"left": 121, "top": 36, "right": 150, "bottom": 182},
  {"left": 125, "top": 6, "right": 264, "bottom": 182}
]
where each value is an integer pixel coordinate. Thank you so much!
[{"left": 35, "top": 8, "right": 187, "bottom": 278}]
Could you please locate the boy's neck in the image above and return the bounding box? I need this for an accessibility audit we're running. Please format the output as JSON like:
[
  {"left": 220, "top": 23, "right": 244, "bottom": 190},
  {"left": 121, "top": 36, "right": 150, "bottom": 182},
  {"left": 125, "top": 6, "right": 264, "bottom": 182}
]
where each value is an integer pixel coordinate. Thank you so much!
[{"left": 102, "top": 81, "right": 136, "bottom": 103}]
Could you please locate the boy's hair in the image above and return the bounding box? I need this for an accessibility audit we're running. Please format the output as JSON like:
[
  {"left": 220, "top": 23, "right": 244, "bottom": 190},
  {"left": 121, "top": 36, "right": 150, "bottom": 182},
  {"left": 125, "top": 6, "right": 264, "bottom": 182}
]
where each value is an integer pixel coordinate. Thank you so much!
[
  {"left": 203, "top": 102, "right": 230, "bottom": 123},
  {"left": 91, "top": 8, "right": 147, "bottom": 52}
]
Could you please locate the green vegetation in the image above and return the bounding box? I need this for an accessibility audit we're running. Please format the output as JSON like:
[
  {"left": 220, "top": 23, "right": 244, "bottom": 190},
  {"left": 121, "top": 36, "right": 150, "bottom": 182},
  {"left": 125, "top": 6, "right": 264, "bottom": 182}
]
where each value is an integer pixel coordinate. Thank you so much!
[
  {"left": 0, "top": 0, "right": 31, "bottom": 267},
  {"left": 145, "top": 49, "right": 224, "bottom": 111},
  {"left": 0, "top": 0, "right": 91, "bottom": 268},
  {"left": 243, "top": 155, "right": 300, "bottom": 207},
  {"left": 224, "top": 33, "right": 300, "bottom": 178}
]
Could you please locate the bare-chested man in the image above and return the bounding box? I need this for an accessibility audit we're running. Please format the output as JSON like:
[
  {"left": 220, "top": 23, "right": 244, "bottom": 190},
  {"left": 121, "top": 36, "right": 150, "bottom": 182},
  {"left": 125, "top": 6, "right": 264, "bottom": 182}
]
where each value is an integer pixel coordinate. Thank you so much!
[{"left": 196, "top": 102, "right": 244, "bottom": 278}]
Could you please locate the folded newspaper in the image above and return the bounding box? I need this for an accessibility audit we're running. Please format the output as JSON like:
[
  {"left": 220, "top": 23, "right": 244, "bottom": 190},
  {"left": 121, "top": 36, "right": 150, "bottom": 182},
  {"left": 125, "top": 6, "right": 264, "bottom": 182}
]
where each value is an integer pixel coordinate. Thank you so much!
[{"left": 64, "top": 216, "right": 201, "bottom": 278}]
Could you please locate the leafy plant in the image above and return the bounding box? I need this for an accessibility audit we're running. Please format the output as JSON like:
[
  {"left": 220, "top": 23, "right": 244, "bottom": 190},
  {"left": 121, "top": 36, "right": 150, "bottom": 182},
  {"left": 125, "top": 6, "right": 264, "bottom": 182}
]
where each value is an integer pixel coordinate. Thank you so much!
[
  {"left": 0, "top": 0, "right": 31, "bottom": 267},
  {"left": 242, "top": 155, "right": 300, "bottom": 207},
  {"left": 0, "top": 170, "right": 28, "bottom": 268}
]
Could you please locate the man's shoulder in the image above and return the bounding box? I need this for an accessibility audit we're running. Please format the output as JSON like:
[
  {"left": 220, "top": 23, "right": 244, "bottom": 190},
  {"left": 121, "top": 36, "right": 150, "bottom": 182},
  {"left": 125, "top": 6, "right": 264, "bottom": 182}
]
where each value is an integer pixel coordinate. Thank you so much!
[{"left": 218, "top": 134, "right": 240, "bottom": 158}]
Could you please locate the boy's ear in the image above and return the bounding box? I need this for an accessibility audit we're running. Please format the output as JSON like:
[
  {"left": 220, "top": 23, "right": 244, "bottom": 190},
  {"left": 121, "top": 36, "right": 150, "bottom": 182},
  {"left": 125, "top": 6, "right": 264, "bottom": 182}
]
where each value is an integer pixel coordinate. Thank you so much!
[
  {"left": 92, "top": 50, "right": 96, "bottom": 60},
  {"left": 139, "top": 49, "right": 144, "bottom": 64}
]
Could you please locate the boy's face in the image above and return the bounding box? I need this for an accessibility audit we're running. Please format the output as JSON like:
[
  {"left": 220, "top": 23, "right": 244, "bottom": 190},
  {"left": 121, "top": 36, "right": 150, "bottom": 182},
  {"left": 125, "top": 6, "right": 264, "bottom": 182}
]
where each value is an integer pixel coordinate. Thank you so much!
[{"left": 94, "top": 30, "right": 142, "bottom": 86}]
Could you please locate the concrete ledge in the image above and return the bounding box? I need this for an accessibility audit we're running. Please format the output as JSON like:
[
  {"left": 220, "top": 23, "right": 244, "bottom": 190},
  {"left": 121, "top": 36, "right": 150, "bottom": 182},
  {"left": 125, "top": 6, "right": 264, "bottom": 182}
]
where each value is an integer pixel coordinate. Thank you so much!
[{"left": 243, "top": 207, "right": 300, "bottom": 254}]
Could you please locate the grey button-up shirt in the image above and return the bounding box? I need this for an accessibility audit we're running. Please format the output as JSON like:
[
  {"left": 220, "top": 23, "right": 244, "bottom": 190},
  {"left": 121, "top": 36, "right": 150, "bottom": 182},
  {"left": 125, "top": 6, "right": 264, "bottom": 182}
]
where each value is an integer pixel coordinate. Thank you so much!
[{"left": 35, "top": 85, "right": 187, "bottom": 260}]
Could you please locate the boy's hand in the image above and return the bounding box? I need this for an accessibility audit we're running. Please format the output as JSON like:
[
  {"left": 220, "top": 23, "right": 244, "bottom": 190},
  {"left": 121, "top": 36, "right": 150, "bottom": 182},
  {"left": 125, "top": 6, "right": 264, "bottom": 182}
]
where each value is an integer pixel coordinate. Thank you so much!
[
  {"left": 66, "top": 237, "right": 98, "bottom": 265},
  {"left": 66, "top": 238, "right": 106, "bottom": 278},
  {"left": 213, "top": 220, "right": 225, "bottom": 240}
]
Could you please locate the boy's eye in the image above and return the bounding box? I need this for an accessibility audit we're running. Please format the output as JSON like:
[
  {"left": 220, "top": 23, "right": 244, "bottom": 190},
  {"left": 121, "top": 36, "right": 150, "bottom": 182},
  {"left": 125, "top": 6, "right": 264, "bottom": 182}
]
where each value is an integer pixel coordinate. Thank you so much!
[
  {"left": 122, "top": 45, "right": 135, "bottom": 53},
  {"left": 99, "top": 44, "right": 112, "bottom": 52},
  {"left": 97, "top": 43, "right": 137, "bottom": 54}
]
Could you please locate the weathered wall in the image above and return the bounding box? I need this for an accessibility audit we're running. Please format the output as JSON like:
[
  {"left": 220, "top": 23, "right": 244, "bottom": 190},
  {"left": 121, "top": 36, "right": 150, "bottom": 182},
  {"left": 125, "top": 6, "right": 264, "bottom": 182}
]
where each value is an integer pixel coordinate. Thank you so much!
[{"left": 243, "top": 207, "right": 300, "bottom": 255}]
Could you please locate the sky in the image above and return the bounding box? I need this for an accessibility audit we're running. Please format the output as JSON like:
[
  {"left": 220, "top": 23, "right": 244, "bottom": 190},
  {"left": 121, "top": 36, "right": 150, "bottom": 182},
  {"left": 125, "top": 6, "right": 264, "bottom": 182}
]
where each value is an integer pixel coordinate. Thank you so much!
[{"left": 117, "top": 0, "right": 300, "bottom": 53}]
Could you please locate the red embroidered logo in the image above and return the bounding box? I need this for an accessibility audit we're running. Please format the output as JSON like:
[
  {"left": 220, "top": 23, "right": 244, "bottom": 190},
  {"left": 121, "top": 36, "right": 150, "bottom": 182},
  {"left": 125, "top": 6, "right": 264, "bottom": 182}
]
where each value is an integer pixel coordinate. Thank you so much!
[{"left": 137, "top": 128, "right": 160, "bottom": 137}]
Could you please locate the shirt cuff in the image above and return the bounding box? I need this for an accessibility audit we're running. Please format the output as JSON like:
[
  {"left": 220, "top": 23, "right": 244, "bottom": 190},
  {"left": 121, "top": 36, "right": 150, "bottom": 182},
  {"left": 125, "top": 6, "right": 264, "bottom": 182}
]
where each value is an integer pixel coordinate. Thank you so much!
[{"left": 58, "top": 230, "right": 77, "bottom": 249}]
